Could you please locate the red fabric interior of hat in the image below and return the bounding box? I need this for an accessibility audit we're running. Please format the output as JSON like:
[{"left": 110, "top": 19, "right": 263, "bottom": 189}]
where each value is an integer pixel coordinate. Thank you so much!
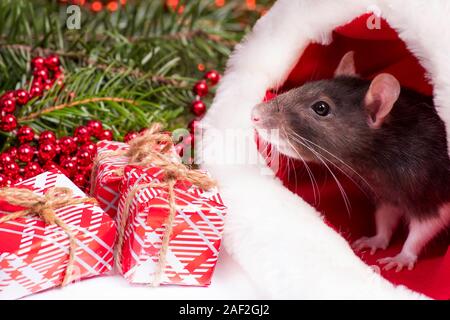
[{"left": 261, "top": 14, "right": 449, "bottom": 299}]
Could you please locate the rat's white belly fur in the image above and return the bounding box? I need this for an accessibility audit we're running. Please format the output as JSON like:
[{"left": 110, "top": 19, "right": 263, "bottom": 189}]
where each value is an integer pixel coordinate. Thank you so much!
[{"left": 201, "top": 0, "right": 450, "bottom": 299}]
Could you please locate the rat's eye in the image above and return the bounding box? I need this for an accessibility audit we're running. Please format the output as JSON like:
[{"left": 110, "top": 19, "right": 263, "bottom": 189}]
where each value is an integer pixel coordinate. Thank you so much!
[{"left": 311, "top": 101, "right": 330, "bottom": 116}]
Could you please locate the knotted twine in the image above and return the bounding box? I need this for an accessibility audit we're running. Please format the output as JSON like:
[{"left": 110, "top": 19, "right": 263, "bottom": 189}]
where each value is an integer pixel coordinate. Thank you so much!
[
  {"left": 104, "top": 124, "right": 216, "bottom": 286},
  {"left": 90, "top": 123, "right": 172, "bottom": 193},
  {"left": 0, "top": 187, "right": 97, "bottom": 286}
]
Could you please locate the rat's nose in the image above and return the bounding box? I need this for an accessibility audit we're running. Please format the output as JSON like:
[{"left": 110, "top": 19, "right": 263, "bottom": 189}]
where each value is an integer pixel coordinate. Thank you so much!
[{"left": 251, "top": 108, "right": 260, "bottom": 123}]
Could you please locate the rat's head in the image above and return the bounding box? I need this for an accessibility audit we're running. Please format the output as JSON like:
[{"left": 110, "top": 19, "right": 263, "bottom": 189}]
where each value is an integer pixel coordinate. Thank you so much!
[{"left": 252, "top": 51, "right": 401, "bottom": 163}]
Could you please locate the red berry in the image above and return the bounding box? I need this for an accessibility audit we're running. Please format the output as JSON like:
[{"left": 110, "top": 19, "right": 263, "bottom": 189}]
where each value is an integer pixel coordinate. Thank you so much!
[
  {"left": 33, "top": 68, "right": 49, "bottom": 81},
  {"left": 18, "top": 144, "right": 36, "bottom": 163},
  {"left": 17, "top": 126, "right": 35, "bottom": 144},
  {"left": 74, "top": 126, "right": 91, "bottom": 143},
  {"left": 0, "top": 98, "right": 16, "bottom": 113},
  {"left": 97, "top": 129, "right": 113, "bottom": 141},
  {"left": 54, "top": 142, "right": 61, "bottom": 155},
  {"left": 31, "top": 57, "right": 45, "bottom": 70},
  {"left": 3, "top": 161, "right": 19, "bottom": 178},
  {"left": 58, "top": 154, "right": 70, "bottom": 164},
  {"left": 39, "top": 130, "right": 57, "bottom": 145},
  {"left": 76, "top": 149, "right": 93, "bottom": 166},
  {"left": 38, "top": 143, "right": 57, "bottom": 162},
  {"left": 43, "top": 80, "right": 53, "bottom": 91},
  {"left": 44, "top": 54, "right": 60, "bottom": 70},
  {"left": 86, "top": 120, "right": 103, "bottom": 136},
  {"left": 124, "top": 131, "right": 138, "bottom": 143},
  {"left": 43, "top": 161, "right": 60, "bottom": 171},
  {"left": 193, "top": 80, "right": 209, "bottom": 97},
  {"left": 77, "top": 163, "right": 93, "bottom": 176},
  {"left": 80, "top": 142, "right": 97, "bottom": 156},
  {"left": 14, "top": 176, "right": 24, "bottom": 184},
  {"left": 29, "top": 85, "right": 43, "bottom": 98},
  {"left": 58, "top": 136, "right": 77, "bottom": 154},
  {"left": 204, "top": 70, "right": 221, "bottom": 86},
  {"left": 54, "top": 70, "right": 63, "bottom": 80},
  {"left": 6, "top": 146, "right": 18, "bottom": 158},
  {"left": 191, "top": 100, "right": 207, "bottom": 117},
  {"left": 0, "top": 174, "right": 12, "bottom": 187},
  {"left": 24, "top": 162, "right": 43, "bottom": 179},
  {"left": 72, "top": 174, "right": 87, "bottom": 188},
  {"left": 14, "top": 89, "right": 30, "bottom": 105},
  {"left": 1, "top": 91, "right": 15, "bottom": 100},
  {"left": 60, "top": 159, "right": 77, "bottom": 177},
  {"left": 0, "top": 153, "right": 14, "bottom": 164},
  {"left": 0, "top": 114, "right": 17, "bottom": 132}
]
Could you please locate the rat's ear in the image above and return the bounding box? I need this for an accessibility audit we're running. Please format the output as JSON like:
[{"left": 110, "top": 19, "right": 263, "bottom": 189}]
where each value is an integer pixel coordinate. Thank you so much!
[
  {"left": 364, "top": 73, "right": 401, "bottom": 128},
  {"left": 334, "top": 51, "right": 357, "bottom": 77}
]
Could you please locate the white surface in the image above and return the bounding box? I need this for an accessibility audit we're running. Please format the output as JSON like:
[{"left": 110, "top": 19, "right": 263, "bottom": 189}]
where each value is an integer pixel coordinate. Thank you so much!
[{"left": 24, "top": 252, "right": 262, "bottom": 300}]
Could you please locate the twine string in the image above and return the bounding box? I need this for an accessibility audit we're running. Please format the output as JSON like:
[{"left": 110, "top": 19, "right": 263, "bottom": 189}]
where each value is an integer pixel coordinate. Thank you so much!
[
  {"left": 0, "top": 187, "right": 97, "bottom": 286},
  {"left": 90, "top": 123, "right": 171, "bottom": 193},
  {"left": 107, "top": 123, "right": 216, "bottom": 286}
]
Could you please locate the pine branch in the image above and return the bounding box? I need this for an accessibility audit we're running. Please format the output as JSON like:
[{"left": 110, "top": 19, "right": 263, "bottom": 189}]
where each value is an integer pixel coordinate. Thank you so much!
[
  {"left": 0, "top": 0, "right": 274, "bottom": 147},
  {"left": 20, "top": 97, "right": 139, "bottom": 121}
]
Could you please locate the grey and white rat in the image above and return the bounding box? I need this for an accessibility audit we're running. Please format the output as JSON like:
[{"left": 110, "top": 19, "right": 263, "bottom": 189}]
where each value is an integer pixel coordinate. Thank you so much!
[{"left": 252, "top": 51, "right": 450, "bottom": 271}]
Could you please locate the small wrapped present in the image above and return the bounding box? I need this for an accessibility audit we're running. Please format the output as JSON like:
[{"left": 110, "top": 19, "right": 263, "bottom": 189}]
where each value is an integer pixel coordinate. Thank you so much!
[
  {"left": 91, "top": 124, "right": 174, "bottom": 218},
  {"left": 0, "top": 170, "right": 116, "bottom": 299},
  {"left": 116, "top": 163, "right": 226, "bottom": 286}
]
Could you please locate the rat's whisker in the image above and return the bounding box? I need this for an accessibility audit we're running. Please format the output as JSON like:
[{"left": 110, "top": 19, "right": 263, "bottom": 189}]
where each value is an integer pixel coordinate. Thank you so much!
[
  {"left": 287, "top": 132, "right": 352, "bottom": 214},
  {"left": 287, "top": 128, "right": 375, "bottom": 196},
  {"left": 284, "top": 129, "right": 320, "bottom": 205},
  {"left": 290, "top": 157, "right": 299, "bottom": 193},
  {"left": 289, "top": 132, "right": 373, "bottom": 201}
]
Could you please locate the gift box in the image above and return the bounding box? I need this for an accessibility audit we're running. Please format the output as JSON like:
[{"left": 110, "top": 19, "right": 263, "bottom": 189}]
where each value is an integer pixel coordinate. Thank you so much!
[
  {"left": 116, "top": 165, "right": 226, "bottom": 286},
  {"left": 91, "top": 128, "right": 176, "bottom": 218},
  {"left": 90, "top": 140, "right": 130, "bottom": 217},
  {"left": 0, "top": 170, "right": 116, "bottom": 299}
]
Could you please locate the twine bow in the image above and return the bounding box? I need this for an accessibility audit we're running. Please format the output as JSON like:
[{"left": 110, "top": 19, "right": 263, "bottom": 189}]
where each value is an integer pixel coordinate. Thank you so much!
[
  {"left": 90, "top": 123, "right": 173, "bottom": 193},
  {"left": 111, "top": 124, "right": 216, "bottom": 286},
  {"left": 0, "top": 187, "right": 97, "bottom": 286}
]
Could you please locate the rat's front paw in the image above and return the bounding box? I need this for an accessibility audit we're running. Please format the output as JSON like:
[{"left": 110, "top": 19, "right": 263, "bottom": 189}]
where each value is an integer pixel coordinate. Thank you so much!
[
  {"left": 352, "top": 235, "right": 389, "bottom": 255},
  {"left": 378, "top": 252, "right": 417, "bottom": 272}
]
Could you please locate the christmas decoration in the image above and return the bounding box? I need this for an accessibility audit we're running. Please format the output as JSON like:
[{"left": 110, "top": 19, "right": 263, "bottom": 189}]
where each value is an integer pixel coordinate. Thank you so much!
[
  {"left": 115, "top": 150, "right": 226, "bottom": 287},
  {"left": 191, "top": 100, "right": 207, "bottom": 117},
  {"left": 90, "top": 140, "right": 128, "bottom": 217},
  {"left": 1, "top": 0, "right": 267, "bottom": 167},
  {"left": 0, "top": 3, "right": 268, "bottom": 297},
  {"left": 0, "top": 170, "right": 116, "bottom": 300},
  {"left": 0, "top": 115, "right": 111, "bottom": 191},
  {"left": 58, "top": 0, "right": 128, "bottom": 13},
  {"left": 0, "top": 114, "right": 17, "bottom": 132},
  {"left": 204, "top": 69, "right": 221, "bottom": 85},
  {"left": 17, "top": 126, "right": 35, "bottom": 144}
]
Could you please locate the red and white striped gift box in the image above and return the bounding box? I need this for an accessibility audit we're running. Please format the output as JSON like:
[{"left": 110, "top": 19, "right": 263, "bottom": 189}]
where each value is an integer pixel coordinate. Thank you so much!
[
  {"left": 90, "top": 140, "right": 130, "bottom": 218},
  {"left": 91, "top": 139, "right": 178, "bottom": 218},
  {"left": 0, "top": 170, "right": 116, "bottom": 300},
  {"left": 117, "top": 165, "right": 226, "bottom": 286}
]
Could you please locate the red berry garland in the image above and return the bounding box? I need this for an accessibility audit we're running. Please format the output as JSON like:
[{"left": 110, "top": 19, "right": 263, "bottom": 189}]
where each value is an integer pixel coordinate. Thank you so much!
[
  {"left": 1, "top": 53, "right": 220, "bottom": 186},
  {"left": 0, "top": 54, "right": 62, "bottom": 133},
  {"left": 189, "top": 69, "right": 221, "bottom": 119},
  {"left": 58, "top": 0, "right": 127, "bottom": 12},
  {"left": 0, "top": 54, "right": 117, "bottom": 191},
  {"left": 175, "top": 69, "right": 221, "bottom": 159}
]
